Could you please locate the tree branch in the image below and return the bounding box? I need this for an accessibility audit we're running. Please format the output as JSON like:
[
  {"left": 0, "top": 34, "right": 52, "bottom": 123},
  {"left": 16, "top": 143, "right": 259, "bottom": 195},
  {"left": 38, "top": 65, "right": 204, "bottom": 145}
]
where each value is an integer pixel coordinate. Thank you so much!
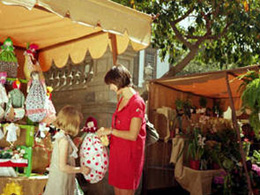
[
  {"left": 174, "top": 7, "right": 194, "bottom": 24},
  {"left": 206, "top": 22, "right": 232, "bottom": 40},
  {"left": 170, "top": 22, "right": 193, "bottom": 49},
  {"left": 162, "top": 46, "right": 199, "bottom": 77}
]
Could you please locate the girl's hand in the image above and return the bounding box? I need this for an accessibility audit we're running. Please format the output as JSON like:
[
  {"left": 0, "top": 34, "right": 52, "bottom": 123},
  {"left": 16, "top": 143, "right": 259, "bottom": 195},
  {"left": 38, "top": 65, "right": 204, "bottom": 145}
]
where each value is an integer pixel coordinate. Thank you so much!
[
  {"left": 81, "top": 166, "right": 91, "bottom": 175},
  {"left": 96, "top": 127, "right": 111, "bottom": 137}
]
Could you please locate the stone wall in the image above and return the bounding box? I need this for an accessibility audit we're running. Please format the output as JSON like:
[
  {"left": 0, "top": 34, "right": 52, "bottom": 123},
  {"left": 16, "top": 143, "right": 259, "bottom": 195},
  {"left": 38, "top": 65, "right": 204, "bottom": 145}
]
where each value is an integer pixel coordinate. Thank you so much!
[{"left": 47, "top": 46, "right": 138, "bottom": 128}]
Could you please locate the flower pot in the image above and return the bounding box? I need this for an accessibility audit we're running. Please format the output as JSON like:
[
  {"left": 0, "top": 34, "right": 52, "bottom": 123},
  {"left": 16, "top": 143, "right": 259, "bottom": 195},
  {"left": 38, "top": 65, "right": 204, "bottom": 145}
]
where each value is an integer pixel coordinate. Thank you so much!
[{"left": 190, "top": 160, "right": 200, "bottom": 170}]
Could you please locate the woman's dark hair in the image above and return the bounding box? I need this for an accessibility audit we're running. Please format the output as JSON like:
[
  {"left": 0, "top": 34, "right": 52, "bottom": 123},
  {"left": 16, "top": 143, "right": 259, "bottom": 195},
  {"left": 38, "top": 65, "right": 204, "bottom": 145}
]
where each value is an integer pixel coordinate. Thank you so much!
[{"left": 104, "top": 64, "right": 132, "bottom": 89}]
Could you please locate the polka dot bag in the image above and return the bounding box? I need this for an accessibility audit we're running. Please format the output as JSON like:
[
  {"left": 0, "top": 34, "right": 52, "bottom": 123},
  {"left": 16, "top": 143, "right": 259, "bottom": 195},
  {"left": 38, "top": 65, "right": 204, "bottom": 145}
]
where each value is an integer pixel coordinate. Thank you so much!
[{"left": 79, "top": 117, "right": 109, "bottom": 183}]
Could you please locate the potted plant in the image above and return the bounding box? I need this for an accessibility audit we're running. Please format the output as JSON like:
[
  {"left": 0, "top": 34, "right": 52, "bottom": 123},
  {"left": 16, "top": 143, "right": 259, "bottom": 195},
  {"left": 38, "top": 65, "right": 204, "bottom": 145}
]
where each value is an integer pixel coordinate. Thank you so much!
[
  {"left": 175, "top": 98, "right": 183, "bottom": 112},
  {"left": 187, "top": 128, "right": 206, "bottom": 170},
  {"left": 238, "top": 70, "right": 260, "bottom": 139}
]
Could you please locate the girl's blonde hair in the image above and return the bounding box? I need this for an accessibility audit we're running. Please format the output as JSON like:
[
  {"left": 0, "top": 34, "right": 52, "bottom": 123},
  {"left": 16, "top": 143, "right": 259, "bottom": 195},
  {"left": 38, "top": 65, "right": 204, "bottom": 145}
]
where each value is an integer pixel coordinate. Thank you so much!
[{"left": 52, "top": 105, "right": 83, "bottom": 137}]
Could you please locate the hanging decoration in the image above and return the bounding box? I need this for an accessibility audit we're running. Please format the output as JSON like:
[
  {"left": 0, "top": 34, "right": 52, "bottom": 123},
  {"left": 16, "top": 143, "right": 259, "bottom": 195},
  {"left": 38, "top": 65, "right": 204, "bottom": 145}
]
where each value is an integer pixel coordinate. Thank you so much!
[
  {"left": 23, "top": 43, "right": 44, "bottom": 80},
  {"left": 0, "top": 38, "right": 19, "bottom": 78}
]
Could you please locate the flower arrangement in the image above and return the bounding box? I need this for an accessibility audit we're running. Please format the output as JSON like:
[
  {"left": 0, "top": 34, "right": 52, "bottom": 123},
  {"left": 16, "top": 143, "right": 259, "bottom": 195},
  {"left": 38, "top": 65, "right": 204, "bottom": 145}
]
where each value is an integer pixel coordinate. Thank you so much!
[
  {"left": 0, "top": 147, "right": 26, "bottom": 160},
  {"left": 187, "top": 128, "right": 206, "bottom": 161}
]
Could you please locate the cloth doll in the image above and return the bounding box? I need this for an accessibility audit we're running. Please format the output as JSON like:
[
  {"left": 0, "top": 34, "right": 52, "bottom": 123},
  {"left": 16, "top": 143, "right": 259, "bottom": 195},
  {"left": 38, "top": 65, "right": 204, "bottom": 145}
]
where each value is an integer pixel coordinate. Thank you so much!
[
  {"left": 0, "top": 38, "right": 19, "bottom": 78},
  {"left": 4, "top": 123, "right": 20, "bottom": 146},
  {"left": 25, "top": 70, "right": 47, "bottom": 122},
  {"left": 0, "top": 72, "right": 8, "bottom": 120},
  {"left": 41, "top": 86, "right": 56, "bottom": 125},
  {"left": 23, "top": 43, "right": 44, "bottom": 80},
  {"left": 5, "top": 79, "right": 25, "bottom": 122},
  {"left": 79, "top": 117, "right": 109, "bottom": 183}
]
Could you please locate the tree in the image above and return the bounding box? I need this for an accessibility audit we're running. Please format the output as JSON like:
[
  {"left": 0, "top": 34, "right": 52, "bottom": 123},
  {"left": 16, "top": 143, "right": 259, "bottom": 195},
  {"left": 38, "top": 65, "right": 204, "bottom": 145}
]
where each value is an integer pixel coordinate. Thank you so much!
[{"left": 113, "top": 0, "right": 260, "bottom": 77}]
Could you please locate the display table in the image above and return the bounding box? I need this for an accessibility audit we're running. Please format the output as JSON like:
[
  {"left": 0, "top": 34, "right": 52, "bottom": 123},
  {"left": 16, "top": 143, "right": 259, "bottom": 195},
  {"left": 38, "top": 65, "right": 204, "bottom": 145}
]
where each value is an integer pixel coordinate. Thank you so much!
[
  {"left": 0, "top": 159, "right": 28, "bottom": 167},
  {"left": 0, "top": 175, "right": 47, "bottom": 195},
  {"left": 170, "top": 137, "right": 223, "bottom": 195}
]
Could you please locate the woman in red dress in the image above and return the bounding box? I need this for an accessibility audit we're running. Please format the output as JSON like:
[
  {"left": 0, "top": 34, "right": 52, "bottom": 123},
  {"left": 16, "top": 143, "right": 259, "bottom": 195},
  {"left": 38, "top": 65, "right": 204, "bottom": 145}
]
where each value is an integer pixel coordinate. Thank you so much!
[{"left": 97, "top": 64, "right": 146, "bottom": 195}]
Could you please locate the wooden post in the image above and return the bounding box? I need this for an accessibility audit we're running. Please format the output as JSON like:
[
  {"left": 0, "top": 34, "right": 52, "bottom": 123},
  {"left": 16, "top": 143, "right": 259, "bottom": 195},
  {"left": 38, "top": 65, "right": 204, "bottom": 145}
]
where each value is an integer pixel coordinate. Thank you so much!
[
  {"left": 225, "top": 72, "right": 253, "bottom": 195},
  {"left": 108, "top": 33, "right": 118, "bottom": 65}
]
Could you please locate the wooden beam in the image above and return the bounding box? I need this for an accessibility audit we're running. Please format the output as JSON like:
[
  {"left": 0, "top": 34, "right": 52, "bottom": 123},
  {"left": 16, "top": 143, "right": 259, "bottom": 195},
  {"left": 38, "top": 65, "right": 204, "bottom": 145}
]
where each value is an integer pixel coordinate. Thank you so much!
[
  {"left": 109, "top": 33, "right": 118, "bottom": 65},
  {"left": 225, "top": 72, "right": 253, "bottom": 194}
]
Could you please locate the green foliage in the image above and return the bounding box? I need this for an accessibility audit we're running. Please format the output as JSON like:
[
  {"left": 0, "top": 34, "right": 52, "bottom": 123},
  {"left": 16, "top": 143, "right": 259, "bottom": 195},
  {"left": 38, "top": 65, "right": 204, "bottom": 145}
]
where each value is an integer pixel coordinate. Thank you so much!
[
  {"left": 241, "top": 78, "right": 260, "bottom": 110},
  {"left": 236, "top": 70, "right": 260, "bottom": 93},
  {"left": 175, "top": 98, "right": 183, "bottom": 110},
  {"left": 238, "top": 70, "right": 260, "bottom": 139},
  {"left": 186, "top": 128, "right": 205, "bottom": 161},
  {"left": 113, "top": 0, "right": 260, "bottom": 76}
]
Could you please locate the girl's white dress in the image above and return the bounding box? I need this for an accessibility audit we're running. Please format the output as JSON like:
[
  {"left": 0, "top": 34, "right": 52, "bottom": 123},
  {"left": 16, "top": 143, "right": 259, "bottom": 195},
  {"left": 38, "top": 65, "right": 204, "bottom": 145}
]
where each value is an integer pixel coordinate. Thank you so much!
[{"left": 43, "top": 131, "right": 81, "bottom": 195}]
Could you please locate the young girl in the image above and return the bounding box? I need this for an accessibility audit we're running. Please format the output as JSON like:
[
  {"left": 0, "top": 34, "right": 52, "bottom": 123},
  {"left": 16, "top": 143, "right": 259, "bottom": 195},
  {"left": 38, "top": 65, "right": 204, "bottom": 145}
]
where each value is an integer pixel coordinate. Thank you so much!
[{"left": 43, "top": 105, "right": 90, "bottom": 195}]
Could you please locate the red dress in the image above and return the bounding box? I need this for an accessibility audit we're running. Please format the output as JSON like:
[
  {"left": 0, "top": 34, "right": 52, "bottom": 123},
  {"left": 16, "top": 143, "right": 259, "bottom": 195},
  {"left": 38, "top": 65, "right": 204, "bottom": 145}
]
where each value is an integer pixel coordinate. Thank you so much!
[{"left": 108, "top": 93, "right": 146, "bottom": 189}]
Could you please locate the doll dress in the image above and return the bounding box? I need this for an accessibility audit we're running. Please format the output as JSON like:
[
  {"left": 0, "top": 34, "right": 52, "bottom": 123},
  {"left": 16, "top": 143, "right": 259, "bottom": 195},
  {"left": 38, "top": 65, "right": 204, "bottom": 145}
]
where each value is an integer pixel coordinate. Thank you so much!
[
  {"left": 6, "top": 123, "right": 18, "bottom": 143},
  {"left": 0, "top": 39, "right": 18, "bottom": 78},
  {"left": 41, "top": 96, "right": 56, "bottom": 124},
  {"left": 25, "top": 79, "right": 46, "bottom": 122},
  {"left": 43, "top": 131, "right": 79, "bottom": 195},
  {"left": 0, "top": 84, "right": 8, "bottom": 105}
]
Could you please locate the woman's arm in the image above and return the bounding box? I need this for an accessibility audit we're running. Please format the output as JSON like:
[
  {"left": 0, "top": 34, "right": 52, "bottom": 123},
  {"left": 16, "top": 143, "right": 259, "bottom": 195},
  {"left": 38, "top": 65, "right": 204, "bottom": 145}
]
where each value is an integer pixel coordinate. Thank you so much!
[
  {"left": 58, "top": 138, "right": 90, "bottom": 174},
  {"left": 97, "top": 117, "right": 142, "bottom": 141}
]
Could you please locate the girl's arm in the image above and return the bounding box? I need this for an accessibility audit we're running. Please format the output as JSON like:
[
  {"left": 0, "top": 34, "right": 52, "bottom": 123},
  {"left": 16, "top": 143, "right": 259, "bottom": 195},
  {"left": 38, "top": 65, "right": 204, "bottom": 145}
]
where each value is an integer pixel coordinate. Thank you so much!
[
  {"left": 97, "top": 117, "right": 142, "bottom": 141},
  {"left": 58, "top": 138, "right": 90, "bottom": 174}
]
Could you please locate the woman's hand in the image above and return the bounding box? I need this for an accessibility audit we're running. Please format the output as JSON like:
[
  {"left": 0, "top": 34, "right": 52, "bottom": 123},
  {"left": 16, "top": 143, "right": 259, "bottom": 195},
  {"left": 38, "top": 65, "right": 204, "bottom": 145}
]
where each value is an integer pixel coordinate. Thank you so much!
[
  {"left": 96, "top": 127, "right": 112, "bottom": 137},
  {"left": 81, "top": 166, "right": 91, "bottom": 175}
]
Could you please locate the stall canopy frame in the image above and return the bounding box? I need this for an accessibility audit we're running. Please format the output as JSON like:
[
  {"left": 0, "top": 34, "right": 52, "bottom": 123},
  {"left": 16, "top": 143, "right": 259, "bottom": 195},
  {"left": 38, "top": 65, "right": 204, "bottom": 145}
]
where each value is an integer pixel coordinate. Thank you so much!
[
  {"left": 0, "top": 0, "right": 152, "bottom": 71},
  {"left": 149, "top": 65, "right": 260, "bottom": 194}
]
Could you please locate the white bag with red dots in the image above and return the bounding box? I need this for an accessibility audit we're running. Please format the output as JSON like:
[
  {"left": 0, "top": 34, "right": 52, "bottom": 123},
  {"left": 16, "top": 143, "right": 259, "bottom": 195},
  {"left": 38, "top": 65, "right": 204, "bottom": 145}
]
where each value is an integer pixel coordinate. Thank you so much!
[{"left": 80, "top": 133, "right": 108, "bottom": 183}]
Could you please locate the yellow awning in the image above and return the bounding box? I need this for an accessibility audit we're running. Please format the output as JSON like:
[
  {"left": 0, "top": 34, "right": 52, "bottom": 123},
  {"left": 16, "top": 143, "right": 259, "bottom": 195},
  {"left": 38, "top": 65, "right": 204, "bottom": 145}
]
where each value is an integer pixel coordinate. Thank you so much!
[{"left": 0, "top": 0, "right": 152, "bottom": 71}]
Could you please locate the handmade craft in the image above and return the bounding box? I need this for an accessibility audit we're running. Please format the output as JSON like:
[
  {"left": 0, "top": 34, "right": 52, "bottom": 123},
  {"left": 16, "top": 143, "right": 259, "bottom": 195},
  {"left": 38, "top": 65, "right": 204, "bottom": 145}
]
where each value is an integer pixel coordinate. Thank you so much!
[
  {"left": 4, "top": 123, "right": 20, "bottom": 146},
  {"left": 5, "top": 79, "right": 25, "bottom": 122},
  {"left": 0, "top": 38, "right": 19, "bottom": 78},
  {"left": 23, "top": 43, "right": 44, "bottom": 80},
  {"left": 25, "top": 71, "right": 47, "bottom": 122},
  {"left": 79, "top": 117, "right": 109, "bottom": 183},
  {"left": 41, "top": 86, "right": 56, "bottom": 125}
]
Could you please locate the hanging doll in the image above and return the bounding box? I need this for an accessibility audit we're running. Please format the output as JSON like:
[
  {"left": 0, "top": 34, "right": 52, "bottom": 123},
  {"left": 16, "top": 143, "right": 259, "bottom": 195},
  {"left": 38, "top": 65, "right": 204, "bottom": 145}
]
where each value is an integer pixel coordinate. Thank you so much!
[
  {"left": 23, "top": 43, "right": 44, "bottom": 80},
  {"left": 41, "top": 86, "right": 56, "bottom": 125},
  {"left": 5, "top": 79, "right": 25, "bottom": 122},
  {"left": 0, "top": 37, "right": 19, "bottom": 78},
  {"left": 79, "top": 117, "right": 109, "bottom": 183},
  {"left": 3, "top": 123, "right": 20, "bottom": 146},
  {"left": 0, "top": 72, "right": 8, "bottom": 120},
  {"left": 25, "top": 70, "right": 47, "bottom": 122}
]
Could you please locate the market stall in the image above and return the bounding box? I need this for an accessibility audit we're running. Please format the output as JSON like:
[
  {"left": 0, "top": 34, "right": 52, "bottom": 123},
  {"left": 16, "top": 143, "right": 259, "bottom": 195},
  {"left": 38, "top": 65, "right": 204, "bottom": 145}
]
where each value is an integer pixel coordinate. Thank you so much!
[
  {"left": 0, "top": 1, "right": 152, "bottom": 194},
  {"left": 148, "top": 65, "right": 260, "bottom": 194}
]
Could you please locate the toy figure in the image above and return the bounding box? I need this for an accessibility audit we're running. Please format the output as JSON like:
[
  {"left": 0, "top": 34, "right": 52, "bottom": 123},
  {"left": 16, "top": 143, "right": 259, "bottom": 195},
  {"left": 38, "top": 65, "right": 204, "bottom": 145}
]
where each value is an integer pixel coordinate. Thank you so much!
[
  {"left": 79, "top": 117, "right": 109, "bottom": 183},
  {"left": 23, "top": 43, "right": 44, "bottom": 80},
  {"left": 5, "top": 79, "right": 25, "bottom": 122},
  {"left": 0, "top": 37, "right": 19, "bottom": 78},
  {"left": 25, "top": 71, "right": 47, "bottom": 122},
  {"left": 41, "top": 86, "right": 56, "bottom": 125},
  {"left": 4, "top": 123, "right": 20, "bottom": 146}
]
